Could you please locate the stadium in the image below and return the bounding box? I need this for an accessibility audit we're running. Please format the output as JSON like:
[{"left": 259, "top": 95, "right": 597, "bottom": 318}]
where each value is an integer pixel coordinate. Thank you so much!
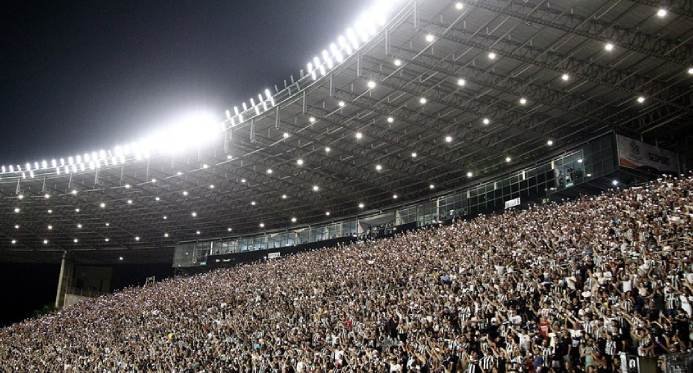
[{"left": 0, "top": 0, "right": 692, "bottom": 371}]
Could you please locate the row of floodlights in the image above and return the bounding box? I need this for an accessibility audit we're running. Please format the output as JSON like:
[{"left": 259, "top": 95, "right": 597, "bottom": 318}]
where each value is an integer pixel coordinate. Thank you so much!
[{"left": 305, "top": 0, "right": 401, "bottom": 80}]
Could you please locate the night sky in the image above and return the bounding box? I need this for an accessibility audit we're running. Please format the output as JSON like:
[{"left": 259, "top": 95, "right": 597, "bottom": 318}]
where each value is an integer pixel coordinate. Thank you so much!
[{"left": 0, "top": 0, "right": 372, "bottom": 164}]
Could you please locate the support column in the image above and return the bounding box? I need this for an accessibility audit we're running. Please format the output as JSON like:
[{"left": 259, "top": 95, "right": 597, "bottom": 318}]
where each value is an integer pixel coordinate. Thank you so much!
[{"left": 54, "top": 251, "right": 74, "bottom": 309}]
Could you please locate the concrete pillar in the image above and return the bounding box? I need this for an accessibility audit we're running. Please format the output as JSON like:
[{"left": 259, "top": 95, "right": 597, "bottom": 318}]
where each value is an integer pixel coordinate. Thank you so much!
[{"left": 54, "top": 251, "right": 74, "bottom": 309}]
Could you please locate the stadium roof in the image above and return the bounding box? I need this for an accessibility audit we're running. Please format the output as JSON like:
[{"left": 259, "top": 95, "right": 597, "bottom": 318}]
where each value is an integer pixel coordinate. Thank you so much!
[{"left": 1, "top": 0, "right": 692, "bottom": 261}]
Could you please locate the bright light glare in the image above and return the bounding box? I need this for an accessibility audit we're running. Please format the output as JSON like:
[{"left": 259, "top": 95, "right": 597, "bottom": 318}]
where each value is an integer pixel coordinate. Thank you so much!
[{"left": 141, "top": 110, "right": 222, "bottom": 156}]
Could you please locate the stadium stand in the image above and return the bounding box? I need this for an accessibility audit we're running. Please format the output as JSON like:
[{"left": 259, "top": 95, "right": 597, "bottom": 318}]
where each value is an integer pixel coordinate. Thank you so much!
[{"left": 0, "top": 173, "right": 690, "bottom": 371}]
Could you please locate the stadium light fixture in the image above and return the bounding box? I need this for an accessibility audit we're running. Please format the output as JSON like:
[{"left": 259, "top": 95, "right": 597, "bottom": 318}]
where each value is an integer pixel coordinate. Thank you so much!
[
  {"left": 100, "top": 202, "right": 106, "bottom": 209},
  {"left": 561, "top": 73, "right": 570, "bottom": 81},
  {"left": 547, "top": 139, "right": 554, "bottom": 146},
  {"left": 519, "top": 97, "right": 528, "bottom": 105},
  {"left": 259, "top": 223, "right": 265, "bottom": 228},
  {"left": 411, "top": 152, "right": 417, "bottom": 158},
  {"left": 14, "top": 225, "right": 19, "bottom": 230},
  {"left": 457, "top": 78, "right": 466, "bottom": 87},
  {"left": 44, "top": 193, "right": 50, "bottom": 199},
  {"left": 134, "top": 236, "right": 140, "bottom": 241},
  {"left": 291, "top": 217, "right": 297, "bottom": 223},
  {"left": 338, "top": 101, "right": 346, "bottom": 107},
  {"left": 47, "top": 209, "right": 53, "bottom": 214},
  {"left": 227, "top": 227, "right": 232, "bottom": 232},
  {"left": 604, "top": 42, "right": 614, "bottom": 52},
  {"left": 455, "top": 2, "right": 464, "bottom": 10},
  {"left": 429, "top": 184, "right": 435, "bottom": 190},
  {"left": 636, "top": 96, "right": 646, "bottom": 104},
  {"left": 155, "top": 196, "right": 160, "bottom": 201},
  {"left": 325, "top": 211, "right": 331, "bottom": 216},
  {"left": 11, "top": 240, "right": 16, "bottom": 245},
  {"left": 425, "top": 34, "right": 435, "bottom": 43},
  {"left": 43, "top": 239, "right": 48, "bottom": 245},
  {"left": 308, "top": 116, "right": 316, "bottom": 123},
  {"left": 482, "top": 118, "right": 491, "bottom": 125},
  {"left": 17, "top": 194, "right": 24, "bottom": 200},
  {"left": 251, "top": 201, "right": 257, "bottom": 206},
  {"left": 282, "top": 132, "right": 290, "bottom": 139},
  {"left": 281, "top": 194, "right": 288, "bottom": 199},
  {"left": 47, "top": 225, "right": 53, "bottom": 231},
  {"left": 140, "top": 109, "right": 223, "bottom": 156},
  {"left": 164, "top": 233, "right": 169, "bottom": 238},
  {"left": 191, "top": 211, "right": 197, "bottom": 218},
  {"left": 393, "top": 59, "right": 402, "bottom": 66},
  {"left": 312, "top": 185, "right": 320, "bottom": 192},
  {"left": 656, "top": 8, "right": 668, "bottom": 17},
  {"left": 445, "top": 135, "right": 453, "bottom": 143},
  {"left": 488, "top": 52, "right": 497, "bottom": 60},
  {"left": 355, "top": 131, "right": 363, "bottom": 140},
  {"left": 375, "top": 164, "right": 383, "bottom": 171},
  {"left": 505, "top": 156, "right": 512, "bottom": 163},
  {"left": 73, "top": 238, "right": 79, "bottom": 244},
  {"left": 13, "top": 207, "right": 20, "bottom": 213},
  {"left": 466, "top": 171, "right": 473, "bottom": 178},
  {"left": 367, "top": 80, "right": 377, "bottom": 89},
  {"left": 266, "top": 168, "right": 273, "bottom": 175},
  {"left": 77, "top": 223, "right": 83, "bottom": 229},
  {"left": 688, "top": 67, "right": 693, "bottom": 75},
  {"left": 325, "top": 146, "right": 331, "bottom": 153},
  {"left": 358, "top": 202, "right": 365, "bottom": 209},
  {"left": 393, "top": 194, "right": 398, "bottom": 199},
  {"left": 296, "top": 159, "right": 304, "bottom": 166},
  {"left": 387, "top": 116, "right": 394, "bottom": 123}
]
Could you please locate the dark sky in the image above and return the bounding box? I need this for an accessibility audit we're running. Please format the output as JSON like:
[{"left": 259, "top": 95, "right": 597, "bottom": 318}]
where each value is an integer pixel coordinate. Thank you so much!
[{"left": 0, "top": 0, "right": 372, "bottom": 163}]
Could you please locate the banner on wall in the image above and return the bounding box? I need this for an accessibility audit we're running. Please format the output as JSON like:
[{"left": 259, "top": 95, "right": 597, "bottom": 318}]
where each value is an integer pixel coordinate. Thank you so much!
[
  {"left": 616, "top": 135, "right": 679, "bottom": 173},
  {"left": 267, "top": 252, "right": 281, "bottom": 259},
  {"left": 504, "top": 197, "right": 520, "bottom": 209}
]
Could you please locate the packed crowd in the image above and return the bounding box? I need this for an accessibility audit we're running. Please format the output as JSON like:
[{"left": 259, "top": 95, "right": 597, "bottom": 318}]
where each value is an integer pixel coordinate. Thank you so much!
[{"left": 1, "top": 174, "right": 691, "bottom": 372}]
